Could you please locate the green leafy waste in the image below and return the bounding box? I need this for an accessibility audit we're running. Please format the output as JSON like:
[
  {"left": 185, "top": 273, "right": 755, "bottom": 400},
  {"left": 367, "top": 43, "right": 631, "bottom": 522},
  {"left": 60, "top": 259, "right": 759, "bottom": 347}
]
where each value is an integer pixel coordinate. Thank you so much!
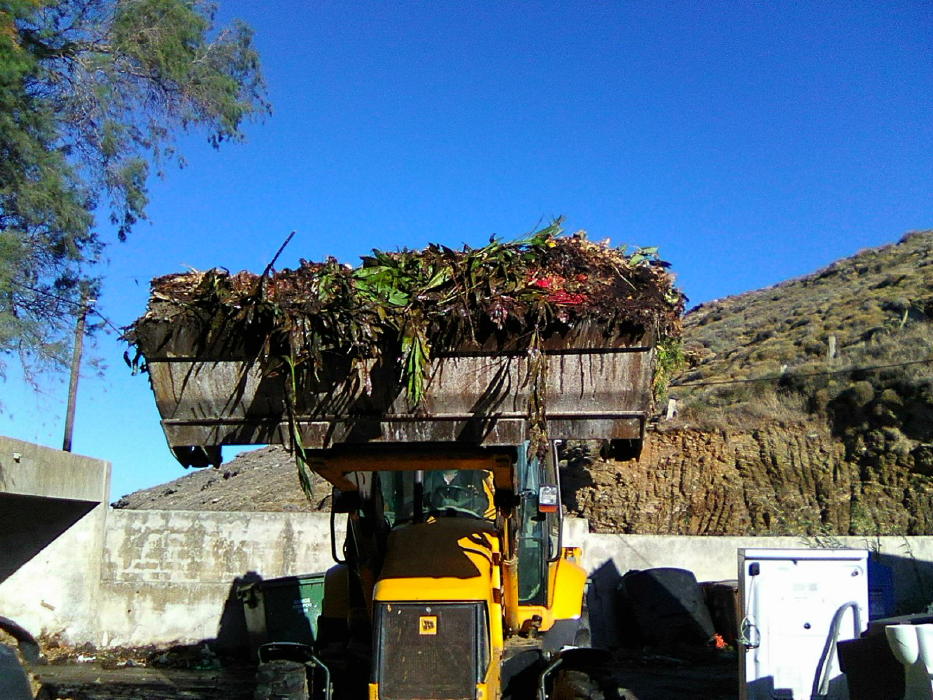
[{"left": 129, "top": 219, "right": 684, "bottom": 404}]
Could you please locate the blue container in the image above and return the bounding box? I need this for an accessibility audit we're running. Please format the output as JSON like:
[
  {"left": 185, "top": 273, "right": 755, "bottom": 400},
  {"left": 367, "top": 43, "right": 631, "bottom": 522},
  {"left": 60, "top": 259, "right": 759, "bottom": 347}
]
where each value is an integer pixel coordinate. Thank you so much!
[{"left": 867, "top": 557, "right": 896, "bottom": 619}]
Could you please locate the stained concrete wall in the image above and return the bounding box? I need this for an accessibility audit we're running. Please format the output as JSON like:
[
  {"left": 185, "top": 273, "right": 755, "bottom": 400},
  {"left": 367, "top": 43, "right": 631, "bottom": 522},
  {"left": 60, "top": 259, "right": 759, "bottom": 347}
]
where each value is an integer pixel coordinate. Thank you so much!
[
  {"left": 98, "top": 510, "right": 339, "bottom": 647},
  {"left": 91, "top": 517, "right": 933, "bottom": 648}
]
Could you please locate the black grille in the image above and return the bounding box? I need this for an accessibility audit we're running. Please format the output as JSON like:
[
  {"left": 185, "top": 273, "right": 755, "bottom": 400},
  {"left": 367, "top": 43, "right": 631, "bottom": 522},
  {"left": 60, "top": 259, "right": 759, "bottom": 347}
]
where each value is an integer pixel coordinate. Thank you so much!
[{"left": 376, "top": 602, "right": 480, "bottom": 700}]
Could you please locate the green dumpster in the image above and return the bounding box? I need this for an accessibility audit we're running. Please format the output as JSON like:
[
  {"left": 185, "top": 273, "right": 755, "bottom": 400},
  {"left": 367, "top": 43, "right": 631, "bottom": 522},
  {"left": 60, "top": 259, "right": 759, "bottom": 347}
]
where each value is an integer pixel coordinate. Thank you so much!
[{"left": 237, "top": 573, "right": 326, "bottom": 655}]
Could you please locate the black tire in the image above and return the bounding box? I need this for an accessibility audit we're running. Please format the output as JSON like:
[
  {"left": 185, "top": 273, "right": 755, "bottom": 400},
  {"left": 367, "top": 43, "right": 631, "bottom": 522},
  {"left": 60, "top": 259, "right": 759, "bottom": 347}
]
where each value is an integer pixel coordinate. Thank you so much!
[
  {"left": 253, "top": 659, "right": 309, "bottom": 700},
  {"left": 550, "top": 669, "right": 606, "bottom": 700}
]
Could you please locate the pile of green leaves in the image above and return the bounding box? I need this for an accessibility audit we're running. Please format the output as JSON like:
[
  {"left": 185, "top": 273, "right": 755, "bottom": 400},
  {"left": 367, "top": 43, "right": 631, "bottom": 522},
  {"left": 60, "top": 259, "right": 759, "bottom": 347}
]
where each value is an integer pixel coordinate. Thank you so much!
[{"left": 129, "top": 220, "right": 685, "bottom": 406}]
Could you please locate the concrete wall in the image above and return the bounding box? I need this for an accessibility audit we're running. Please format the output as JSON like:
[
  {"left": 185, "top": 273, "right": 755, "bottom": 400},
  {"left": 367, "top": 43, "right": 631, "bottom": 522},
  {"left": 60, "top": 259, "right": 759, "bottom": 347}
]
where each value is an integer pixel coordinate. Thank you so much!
[
  {"left": 0, "top": 436, "right": 110, "bottom": 502},
  {"left": 0, "top": 437, "right": 110, "bottom": 642},
  {"left": 580, "top": 529, "right": 933, "bottom": 595},
  {"left": 58, "top": 515, "right": 933, "bottom": 648},
  {"left": 575, "top": 527, "right": 933, "bottom": 648},
  {"left": 99, "top": 510, "right": 338, "bottom": 647}
]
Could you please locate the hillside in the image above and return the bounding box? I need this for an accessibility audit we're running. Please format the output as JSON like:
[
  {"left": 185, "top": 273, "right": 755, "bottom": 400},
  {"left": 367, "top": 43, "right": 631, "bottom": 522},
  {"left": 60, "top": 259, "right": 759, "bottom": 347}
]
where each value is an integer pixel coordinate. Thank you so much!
[
  {"left": 677, "top": 229, "right": 932, "bottom": 422},
  {"left": 565, "top": 229, "right": 933, "bottom": 535},
  {"left": 114, "top": 231, "right": 933, "bottom": 536}
]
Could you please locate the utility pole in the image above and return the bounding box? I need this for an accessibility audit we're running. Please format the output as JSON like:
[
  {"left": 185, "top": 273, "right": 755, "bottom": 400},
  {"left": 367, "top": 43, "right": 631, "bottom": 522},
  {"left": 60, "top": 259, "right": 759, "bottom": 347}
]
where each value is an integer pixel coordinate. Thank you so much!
[{"left": 63, "top": 296, "right": 92, "bottom": 452}]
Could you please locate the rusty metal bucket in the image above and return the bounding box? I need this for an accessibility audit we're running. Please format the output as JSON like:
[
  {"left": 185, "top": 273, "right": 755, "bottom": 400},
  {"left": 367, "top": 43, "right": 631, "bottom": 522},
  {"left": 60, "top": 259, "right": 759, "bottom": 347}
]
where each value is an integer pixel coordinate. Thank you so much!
[{"left": 139, "top": 321, "right": 655, "bottom": 460}]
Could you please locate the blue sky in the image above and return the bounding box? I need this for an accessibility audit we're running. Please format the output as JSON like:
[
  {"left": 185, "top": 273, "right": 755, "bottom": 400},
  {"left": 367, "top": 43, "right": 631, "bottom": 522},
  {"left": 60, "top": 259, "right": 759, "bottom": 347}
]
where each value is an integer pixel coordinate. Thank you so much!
[{"left": 2, "top": 1, "right": 931, "bottom": 499}]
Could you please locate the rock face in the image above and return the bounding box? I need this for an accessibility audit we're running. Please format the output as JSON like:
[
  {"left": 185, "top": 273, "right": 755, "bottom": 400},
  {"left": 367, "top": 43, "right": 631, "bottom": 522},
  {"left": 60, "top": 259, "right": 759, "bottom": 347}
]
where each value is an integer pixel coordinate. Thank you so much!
[
  {"left": 116, "top": 422, "right": 933, "bottom": 537},
  {"left": 562, "top": 424, "right": 933, "bottom": 536}
]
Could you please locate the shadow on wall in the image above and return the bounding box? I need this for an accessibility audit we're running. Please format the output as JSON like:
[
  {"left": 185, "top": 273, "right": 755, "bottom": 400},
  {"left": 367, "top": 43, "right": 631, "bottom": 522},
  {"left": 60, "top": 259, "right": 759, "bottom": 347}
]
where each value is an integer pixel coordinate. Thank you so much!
[
  {"left": 586, "top": 559, "right": 624, "bottom": 649},
  {"left": 871, "top": 550, "right": 933, "bottom": 616},
  {"left": 0, "top": 493, "right": 96, "bottom": 584},
  {"left": 215, "top": 572, "right": 263, "bottom": 659},
  {"left": 104, "top": 572, "right": 308, "bottom": 665}
]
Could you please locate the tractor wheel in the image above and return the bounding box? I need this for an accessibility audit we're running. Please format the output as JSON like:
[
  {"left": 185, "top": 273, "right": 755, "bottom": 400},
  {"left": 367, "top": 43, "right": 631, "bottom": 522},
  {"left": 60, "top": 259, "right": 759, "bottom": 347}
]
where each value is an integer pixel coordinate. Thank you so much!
[
  {"left": 253, "top": 659, "right": 309, "bottom": 700},
  {"left": 550, "top": 669, "right": 605, "bottom": 700}
]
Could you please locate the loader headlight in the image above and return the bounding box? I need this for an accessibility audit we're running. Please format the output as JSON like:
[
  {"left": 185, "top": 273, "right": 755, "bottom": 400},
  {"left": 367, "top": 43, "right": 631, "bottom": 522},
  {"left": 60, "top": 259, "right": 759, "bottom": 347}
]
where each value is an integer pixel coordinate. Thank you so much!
[{"left": 538, "top": 485, "right": 559, "bottom": 513}]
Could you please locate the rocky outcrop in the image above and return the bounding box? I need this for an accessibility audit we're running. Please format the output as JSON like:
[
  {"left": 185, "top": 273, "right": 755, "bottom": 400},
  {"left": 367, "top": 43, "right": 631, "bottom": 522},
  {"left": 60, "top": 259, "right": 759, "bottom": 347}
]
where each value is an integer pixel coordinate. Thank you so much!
[{"left": 561, "top": 423, "right": 933, "bottom": 536}]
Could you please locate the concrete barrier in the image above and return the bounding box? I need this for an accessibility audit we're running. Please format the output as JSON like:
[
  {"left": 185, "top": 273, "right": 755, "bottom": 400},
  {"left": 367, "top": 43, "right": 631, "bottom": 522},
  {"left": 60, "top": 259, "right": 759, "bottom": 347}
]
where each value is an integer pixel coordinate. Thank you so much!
[{"left": 0, "top": 437, "right": 110, "bottom": 642}]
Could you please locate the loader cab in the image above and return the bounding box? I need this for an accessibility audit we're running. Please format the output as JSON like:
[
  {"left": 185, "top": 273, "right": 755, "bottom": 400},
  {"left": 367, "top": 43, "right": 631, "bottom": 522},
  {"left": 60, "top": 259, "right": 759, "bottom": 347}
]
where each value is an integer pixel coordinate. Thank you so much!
[
  {"left": 363, "top": 442, "right": 563, "bottom": 614},
  {"left": 327, "top": 442, "right": 573, "bottom": 621},
  {"left": 378, "top": 468, "right": 497, "bottom": 525},
  {"left": 320, "top": 442, "right": 586, "bottom": 699}
]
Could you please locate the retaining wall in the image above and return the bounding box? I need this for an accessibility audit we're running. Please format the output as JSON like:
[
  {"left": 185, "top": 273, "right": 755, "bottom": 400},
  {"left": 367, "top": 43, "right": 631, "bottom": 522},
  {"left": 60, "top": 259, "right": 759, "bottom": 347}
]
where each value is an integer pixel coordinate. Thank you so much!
[
  {"left": 60, "top": 510, "right": 933, "bottom": 647},
  {"left": 96, "top": 516, "right": 933, "bottom": 647},
  {"left": 0, "top": 437, "right": 110, "bottom": 642},
  {"left": 573, "top": 525, "right": 933, "bottom": 648}
]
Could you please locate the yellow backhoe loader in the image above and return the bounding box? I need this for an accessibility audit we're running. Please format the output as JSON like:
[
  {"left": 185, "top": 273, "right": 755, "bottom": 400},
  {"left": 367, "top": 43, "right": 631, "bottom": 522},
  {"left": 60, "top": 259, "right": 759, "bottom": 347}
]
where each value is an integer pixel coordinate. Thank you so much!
[
  {"left": 304, "top": 441, "right": 592, "bottom": 699},
  {"left": 136, "top": 308, "right": 657, "bottom": 699}
]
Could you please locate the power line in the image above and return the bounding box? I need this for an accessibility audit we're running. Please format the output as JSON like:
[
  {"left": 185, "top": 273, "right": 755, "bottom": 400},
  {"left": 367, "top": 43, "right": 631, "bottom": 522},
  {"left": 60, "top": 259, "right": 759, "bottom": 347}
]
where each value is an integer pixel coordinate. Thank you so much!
[
  {"left": 671, "top": 357, "right": 933, "bottom": 389},
  {"left": 8, "top": 279, "right": 125, "bottom": 336}
]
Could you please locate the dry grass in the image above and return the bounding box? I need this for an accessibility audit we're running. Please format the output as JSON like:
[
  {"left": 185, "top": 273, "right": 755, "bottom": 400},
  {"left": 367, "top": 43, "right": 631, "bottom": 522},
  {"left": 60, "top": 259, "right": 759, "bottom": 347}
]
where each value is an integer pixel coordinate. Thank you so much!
[{"left": 671, "top": 230, "right": 933, "bottom": 429}]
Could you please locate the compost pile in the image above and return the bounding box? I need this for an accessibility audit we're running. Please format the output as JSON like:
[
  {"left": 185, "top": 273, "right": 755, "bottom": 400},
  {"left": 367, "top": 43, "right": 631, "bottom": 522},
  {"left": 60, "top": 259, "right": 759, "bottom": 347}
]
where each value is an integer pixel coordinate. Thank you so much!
[{"left": 127, "top": 221, "right": 684, "bottom": 405}]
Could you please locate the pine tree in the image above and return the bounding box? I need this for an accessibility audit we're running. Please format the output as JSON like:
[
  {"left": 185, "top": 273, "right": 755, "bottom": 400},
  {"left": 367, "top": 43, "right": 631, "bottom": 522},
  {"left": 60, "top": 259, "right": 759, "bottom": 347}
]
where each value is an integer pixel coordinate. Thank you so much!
[{"left": 0, "top": 0, "right": 268, "bottom": 376}]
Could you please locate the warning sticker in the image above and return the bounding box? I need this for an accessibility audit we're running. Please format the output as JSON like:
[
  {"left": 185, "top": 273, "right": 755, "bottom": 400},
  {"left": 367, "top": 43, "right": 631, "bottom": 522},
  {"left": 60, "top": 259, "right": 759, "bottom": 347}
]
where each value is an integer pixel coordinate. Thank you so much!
[{"left": 419, "top": 615, "right": 438, "bottom": 635}]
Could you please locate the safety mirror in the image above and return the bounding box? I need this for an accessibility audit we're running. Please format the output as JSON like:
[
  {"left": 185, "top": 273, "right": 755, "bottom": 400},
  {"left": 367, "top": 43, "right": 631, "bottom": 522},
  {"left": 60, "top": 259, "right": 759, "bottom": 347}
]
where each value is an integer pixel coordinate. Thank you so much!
[{"left": 332, "top": 488, "right": 361, "bottom": 513}]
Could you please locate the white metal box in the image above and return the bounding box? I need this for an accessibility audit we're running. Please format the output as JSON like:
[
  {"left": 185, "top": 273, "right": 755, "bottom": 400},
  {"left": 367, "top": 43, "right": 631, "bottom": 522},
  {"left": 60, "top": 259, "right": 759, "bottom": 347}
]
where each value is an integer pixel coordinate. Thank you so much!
[{"left": 738, "top": 548, "right": 869, "bottom": 700}]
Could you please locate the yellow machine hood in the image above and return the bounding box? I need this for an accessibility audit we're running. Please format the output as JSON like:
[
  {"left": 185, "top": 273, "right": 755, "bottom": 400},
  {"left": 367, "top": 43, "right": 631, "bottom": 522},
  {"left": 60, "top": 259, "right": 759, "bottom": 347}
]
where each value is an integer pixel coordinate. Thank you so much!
[{"left": 374, "top": 518, "right": 500, "bottom": 603}]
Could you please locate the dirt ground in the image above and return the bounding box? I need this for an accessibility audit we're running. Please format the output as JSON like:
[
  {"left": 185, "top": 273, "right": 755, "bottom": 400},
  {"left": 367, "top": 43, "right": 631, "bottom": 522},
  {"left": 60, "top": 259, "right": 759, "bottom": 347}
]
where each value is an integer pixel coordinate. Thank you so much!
[
  {"left": 605, "top": 649, "right": 738, "bottom": 699},
  {"left": 28, "top": 664, "right": 256, "bottom": 699},
  {"left": 17, "top": 627, "right": 738, "bottom": 699},
  {"left": 25, "top": 651, "right": 738, "bottom": 699}
]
